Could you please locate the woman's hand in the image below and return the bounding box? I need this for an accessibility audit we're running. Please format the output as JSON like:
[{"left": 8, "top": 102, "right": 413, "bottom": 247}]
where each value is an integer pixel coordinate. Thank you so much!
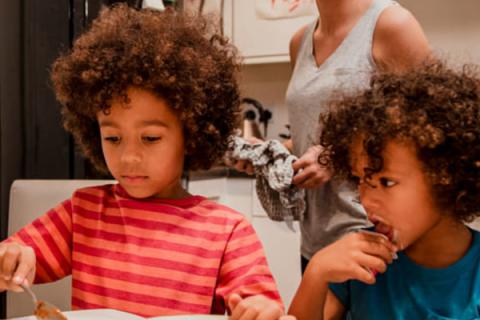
[
  {"left": 310, "top": 231, "right": 397, "bottom": 285},
  {"left": 0, "top": 242, "right": 36, "bottom": 292},
  {"left": 228, "top": 293, "right": 295, "bottom": 320},
  {"left": 292, "top": 146, "right": 331, "bottom": 189},
  {"left": 233, "top": 159, "right": 256, "bottom": 175}
]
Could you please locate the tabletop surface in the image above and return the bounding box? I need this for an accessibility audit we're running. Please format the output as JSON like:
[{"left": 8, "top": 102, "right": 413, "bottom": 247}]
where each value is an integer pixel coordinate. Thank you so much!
[{"left": 7, "top": 309, "right": 228, "bottom": 320}]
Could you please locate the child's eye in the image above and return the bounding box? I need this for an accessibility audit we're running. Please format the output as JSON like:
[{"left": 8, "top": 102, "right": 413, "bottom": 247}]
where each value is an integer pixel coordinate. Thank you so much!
[
  {"left": 142, "top": 136, "right": 161, "bottom": 143},
  {"left": 104, "top": 136, "right": 120, "bottom": 143},
  {"left": 379, "top": 177, "right": 397, "bottom": 188}
]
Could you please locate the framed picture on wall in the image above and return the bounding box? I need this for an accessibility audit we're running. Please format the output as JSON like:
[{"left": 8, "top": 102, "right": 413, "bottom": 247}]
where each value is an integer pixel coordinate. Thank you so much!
[{"left": 256, "top": 0, "right": 316, "bottom": 19}]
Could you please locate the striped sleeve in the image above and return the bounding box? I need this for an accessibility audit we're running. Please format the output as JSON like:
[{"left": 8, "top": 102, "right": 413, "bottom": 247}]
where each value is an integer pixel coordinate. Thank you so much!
[
  {"left": 5, "top": 200, "right": 73, "bottom": 284},
  {"left": 213, "top": 217, "right": 283, "bottom": 313}
]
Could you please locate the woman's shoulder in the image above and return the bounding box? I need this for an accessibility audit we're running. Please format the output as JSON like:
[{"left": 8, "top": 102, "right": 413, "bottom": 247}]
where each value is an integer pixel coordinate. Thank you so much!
[
  {"left": 376, "top": 4, "right": 422, "bottom": 38},
  {"left": 290, "top": 21, "right": 316, "bottom": 66},
  {"left": 373, "top": 4, "right": 431, "bottom": 71}
]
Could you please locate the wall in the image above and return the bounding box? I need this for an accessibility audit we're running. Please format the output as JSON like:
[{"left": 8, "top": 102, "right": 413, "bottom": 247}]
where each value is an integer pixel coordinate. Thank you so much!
[
  {"left": 238, "top": 0, "right": 480, "bottom": 140},
  {"left": 239, "top": 62, "right": 292, "bottom": 140},
  {"left": 399, "top": 0, "right": 480, "bottom": 63}
]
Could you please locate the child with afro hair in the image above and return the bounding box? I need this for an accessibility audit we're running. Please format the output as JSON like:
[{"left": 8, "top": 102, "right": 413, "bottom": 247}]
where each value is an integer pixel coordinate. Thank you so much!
[
  {"left": 289, "top": 62, "right": 480, "bottom": 319},
  {"left": 0, "top": 4, "right": 293, "bottom": 320}
]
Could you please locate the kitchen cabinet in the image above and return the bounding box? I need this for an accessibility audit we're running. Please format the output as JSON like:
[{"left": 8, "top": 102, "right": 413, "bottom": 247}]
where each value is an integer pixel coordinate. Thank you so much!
[
  {"left": 187, "top": 177, "right": 253, "bottom": 219},
  {"left": 188, "top": 177, "right": 301, "bottom": 307},
  {"left": 223, "top": 0, "right": 317, "bottom": 64}
]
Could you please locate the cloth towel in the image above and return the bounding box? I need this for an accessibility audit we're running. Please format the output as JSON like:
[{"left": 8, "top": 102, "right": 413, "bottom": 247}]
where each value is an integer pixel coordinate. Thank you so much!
[{"left": 226, "top": 136, "right": 305, "bottom": 230}]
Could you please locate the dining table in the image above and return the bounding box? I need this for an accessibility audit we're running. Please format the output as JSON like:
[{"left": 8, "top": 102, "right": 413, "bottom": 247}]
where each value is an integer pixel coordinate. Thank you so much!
[{"left": 7, "top": 309, "right": 229, "bottom": 320}]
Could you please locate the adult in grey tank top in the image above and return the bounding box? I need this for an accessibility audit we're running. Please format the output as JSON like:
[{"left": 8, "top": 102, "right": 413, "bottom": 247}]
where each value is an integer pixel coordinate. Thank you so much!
[{"left": 285, "top": 0, "right": 431, "bottom": 268}]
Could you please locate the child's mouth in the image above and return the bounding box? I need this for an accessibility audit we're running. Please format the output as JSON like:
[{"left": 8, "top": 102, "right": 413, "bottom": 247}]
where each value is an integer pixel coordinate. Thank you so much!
[
  {"left": 366, "top": 215, "right": 400, "bottom": 276},
  {"left": 122, "top": 176, "right": 148, "bottom": 184},
  {"left": 369, "top": 215, "right": 399, "bottom": 245},
  {"left": 375, "top": 222, "right": 395, "bottom": 242}
]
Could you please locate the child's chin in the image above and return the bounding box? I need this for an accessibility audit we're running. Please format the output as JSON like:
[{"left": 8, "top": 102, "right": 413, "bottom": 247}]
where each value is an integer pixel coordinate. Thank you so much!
[{"left": 122, "top": 186, "right": 156, "bottom": 199}]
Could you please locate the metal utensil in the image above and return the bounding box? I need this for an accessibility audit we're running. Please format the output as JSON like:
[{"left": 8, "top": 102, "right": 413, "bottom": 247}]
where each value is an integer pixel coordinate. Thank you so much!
[{"left": 20, "top": 283, "right": 68, "bottom": 320}]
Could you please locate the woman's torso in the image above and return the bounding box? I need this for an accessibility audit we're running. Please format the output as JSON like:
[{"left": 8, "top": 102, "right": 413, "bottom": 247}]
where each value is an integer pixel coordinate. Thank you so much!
[{"left": 285, "top": 0, "right": 395, "bottom": 258}]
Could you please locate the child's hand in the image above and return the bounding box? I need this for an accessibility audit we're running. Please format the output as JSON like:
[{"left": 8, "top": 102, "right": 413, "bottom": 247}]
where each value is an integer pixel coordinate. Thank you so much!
[
  {"left": 0, "top": 242, "right": 36, "bottom": 292},
  {"left": 310, "top": 231, "right": 397, "bottom": 285},
  {"left": 228, "top": 293, "right": 295, "bottom": 320}
]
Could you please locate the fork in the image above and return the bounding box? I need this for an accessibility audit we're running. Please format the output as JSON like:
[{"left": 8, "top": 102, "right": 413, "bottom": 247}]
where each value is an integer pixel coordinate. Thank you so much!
[{"left": 20, "top": 282, "right": 68, "bottom": 320}]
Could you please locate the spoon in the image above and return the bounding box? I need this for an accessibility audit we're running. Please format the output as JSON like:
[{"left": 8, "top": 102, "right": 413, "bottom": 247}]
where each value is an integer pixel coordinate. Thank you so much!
[{"left": 20, "top": 282, "right": 68, "bottom": 320}]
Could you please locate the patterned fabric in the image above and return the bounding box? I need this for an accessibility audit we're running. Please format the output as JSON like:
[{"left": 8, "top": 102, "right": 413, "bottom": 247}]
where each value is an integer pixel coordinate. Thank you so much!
[
  {"left": 226, "top": 136, "right": 305, "bottom": 228},
  {"left": 5, "top": 184, "right": 281, "bottom": 317}
]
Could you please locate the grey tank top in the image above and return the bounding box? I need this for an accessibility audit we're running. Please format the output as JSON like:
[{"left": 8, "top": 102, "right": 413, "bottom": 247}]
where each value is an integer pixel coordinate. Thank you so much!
[{"left": 285, "top": 0, "right": 395, "bottom": 259}]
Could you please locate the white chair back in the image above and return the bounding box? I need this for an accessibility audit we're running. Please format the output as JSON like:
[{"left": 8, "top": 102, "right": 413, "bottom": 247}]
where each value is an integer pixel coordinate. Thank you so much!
[{"left": 6, "top": 180, "right": 113, "bottom": 318}]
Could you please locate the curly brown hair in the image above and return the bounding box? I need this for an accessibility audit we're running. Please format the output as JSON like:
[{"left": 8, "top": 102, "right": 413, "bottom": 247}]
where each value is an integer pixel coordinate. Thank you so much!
[
  {"left": 51, "top": 4, "right": 240, "bottom": 172},
  {"left": 319, "top": 62, "right": 480, "bottom": 222}
]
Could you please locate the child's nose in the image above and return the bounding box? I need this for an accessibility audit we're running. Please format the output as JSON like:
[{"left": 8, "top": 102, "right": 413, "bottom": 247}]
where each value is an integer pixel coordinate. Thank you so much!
[
  {"left": 359, "top": 184, "right": 380, "bottom": 212},
  {"left": 120, "top": 142, "right": 142, "bottom": 164}
]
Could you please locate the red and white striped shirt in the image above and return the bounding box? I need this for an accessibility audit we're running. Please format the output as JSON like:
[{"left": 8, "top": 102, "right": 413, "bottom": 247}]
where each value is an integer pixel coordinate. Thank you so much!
[{"left": 6, "top": 184, "right": 282, "bottom": 317}]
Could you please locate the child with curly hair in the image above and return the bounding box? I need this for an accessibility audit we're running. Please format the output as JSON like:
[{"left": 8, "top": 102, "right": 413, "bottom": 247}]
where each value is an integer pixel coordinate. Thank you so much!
[
  {"left": 289, "top": 62, "right": 480, "bottom": 319},
  {"left": 0, "top": 4, "right": 292, "bottom": 319}
]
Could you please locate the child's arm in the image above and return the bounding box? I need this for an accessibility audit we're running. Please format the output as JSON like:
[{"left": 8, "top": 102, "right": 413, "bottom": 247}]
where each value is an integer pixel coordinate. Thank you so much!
[
  {"left": 288, "top": 266, "right": 344, "bottom": 320},
  {"left": 228, "top": 293, "right": 294, "bottom": 320},
  {"left": 0, "top": 242, "right": 36, "bottom": 292},
  {"left": 289, "top": 231, "right": 397, "bottom": 320},
  {"left": 1, "top": 199, "right": 73, "bottom": 287},
  {"left": 214, "top": 216, "right": 284, "bottom": 318}
]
